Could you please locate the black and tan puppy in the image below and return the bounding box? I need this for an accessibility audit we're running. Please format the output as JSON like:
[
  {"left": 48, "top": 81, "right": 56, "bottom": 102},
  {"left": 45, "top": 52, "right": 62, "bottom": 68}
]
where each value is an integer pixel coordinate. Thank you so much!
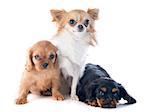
[{"left": 76, "top": 63, "right": 136, "bottom": 108}]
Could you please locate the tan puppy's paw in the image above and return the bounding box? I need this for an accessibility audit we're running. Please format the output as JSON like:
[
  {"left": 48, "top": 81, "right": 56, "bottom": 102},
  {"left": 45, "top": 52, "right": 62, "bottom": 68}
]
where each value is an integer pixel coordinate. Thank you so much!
[
  {"left": 52, "top": 92, "right": 64, "bottom": 101},
  {"left": 16, "top": 98, "right": 27, "bottom": 105}
]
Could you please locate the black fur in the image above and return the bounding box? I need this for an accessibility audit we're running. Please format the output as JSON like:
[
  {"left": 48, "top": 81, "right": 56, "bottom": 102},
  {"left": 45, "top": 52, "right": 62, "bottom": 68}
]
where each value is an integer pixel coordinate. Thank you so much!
[{"left": 76, "top": 63, "right": 136, "bottom": 108}]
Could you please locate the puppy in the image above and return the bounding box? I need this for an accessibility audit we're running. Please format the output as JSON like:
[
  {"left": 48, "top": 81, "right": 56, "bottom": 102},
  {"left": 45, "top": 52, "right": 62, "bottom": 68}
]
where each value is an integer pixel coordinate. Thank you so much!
[
  {"left": 77, "top": 63, "right": 136, "bottom": 108},
  {"left": 16, "top": 40, "right": 64, "bottom": 104},
  {"left": 50, "top": 9, "right": 99, "bottom": 99}
]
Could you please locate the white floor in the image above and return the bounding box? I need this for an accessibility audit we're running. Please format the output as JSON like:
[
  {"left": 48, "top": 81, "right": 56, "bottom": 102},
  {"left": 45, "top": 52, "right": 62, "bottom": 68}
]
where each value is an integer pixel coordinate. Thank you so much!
[
  {"left": 0, "top": 93, "right": 143, "bottom": 112},
  {"left": 0, "top": 0, "right": 150, "bottom": 112}
]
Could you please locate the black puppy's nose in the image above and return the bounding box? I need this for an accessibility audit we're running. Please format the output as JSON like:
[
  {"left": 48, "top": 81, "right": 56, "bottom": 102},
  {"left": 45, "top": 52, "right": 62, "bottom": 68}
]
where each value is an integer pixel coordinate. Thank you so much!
[
  {"left": 43, "top": 63, "right": 48, "bottom": 69},
  {"left": 78, "top": 24, "right": 84, "bottom": 32}
]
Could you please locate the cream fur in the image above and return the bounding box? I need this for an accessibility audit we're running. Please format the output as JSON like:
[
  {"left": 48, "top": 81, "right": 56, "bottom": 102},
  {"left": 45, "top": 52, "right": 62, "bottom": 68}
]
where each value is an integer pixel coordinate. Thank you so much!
[
  {"left": 51, "top": 29, "right": 91, "bottom": 99},
  {"left": 50, "top": 8, "right": 99, "bottom": 99}
]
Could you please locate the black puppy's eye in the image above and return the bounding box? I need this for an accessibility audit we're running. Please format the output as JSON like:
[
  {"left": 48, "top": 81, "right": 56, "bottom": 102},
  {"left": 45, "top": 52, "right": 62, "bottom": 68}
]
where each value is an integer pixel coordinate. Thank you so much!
[
  {"left": 99, "top": 91, "right": 104, "bottom": 96},
  {"left": 69, "top": 19, "right": 77, "bottom": 26},
  {"left": 49, "top": 54, "right": 55, "bottom": 60},
  {"left": 113, "top": 92, "right": 118, "bottom": 96},
  {"left": 84, "top": 19, "right": 89, "bottom": 27},
  {"left": 34, "top": 55, "right": 41, "bottom": 60}
]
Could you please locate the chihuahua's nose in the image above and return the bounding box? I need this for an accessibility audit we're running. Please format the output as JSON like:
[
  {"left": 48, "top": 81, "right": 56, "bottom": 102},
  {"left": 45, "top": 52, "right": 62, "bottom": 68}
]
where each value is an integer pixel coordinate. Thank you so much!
[
  {"left": 43, "top": 63, "right": 48, "bottom": 69},
  {"left": 78, "top": 24, "right": 84, "bottom": 32}
]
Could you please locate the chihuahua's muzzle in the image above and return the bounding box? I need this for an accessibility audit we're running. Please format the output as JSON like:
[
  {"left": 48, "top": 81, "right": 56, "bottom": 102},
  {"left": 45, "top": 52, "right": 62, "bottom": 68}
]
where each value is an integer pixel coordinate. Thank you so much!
[{"left": 77, "top": 24, "right": 84, "bottom": 32}]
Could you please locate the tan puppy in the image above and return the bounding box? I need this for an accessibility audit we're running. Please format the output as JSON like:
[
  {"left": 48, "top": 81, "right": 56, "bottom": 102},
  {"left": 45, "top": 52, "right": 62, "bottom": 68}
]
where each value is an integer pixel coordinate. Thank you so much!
[{"left": 16, "top": 40, "right": 64, "bottom": 105}]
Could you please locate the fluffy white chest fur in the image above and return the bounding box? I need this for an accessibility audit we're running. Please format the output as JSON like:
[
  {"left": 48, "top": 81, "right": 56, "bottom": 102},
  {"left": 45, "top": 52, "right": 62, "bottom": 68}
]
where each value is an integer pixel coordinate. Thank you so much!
[
  {"left": 51, "top": 30, "right": 90, "bottom": 98},
  {"left": 49, "top": 8, "right": 99, "bottom": 99},
  {"left": 51, "top": 30, "right": 90, "bottom": 74},
  {"left": 52, "top": 31, "right": 90, "bottom": 63}
]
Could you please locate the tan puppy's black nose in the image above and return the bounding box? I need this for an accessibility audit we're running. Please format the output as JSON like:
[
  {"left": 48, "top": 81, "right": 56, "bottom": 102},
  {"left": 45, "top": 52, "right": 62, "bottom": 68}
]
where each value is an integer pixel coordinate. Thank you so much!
[
  {"left": 43, "top": 63, "right": 48, "bottom": 69},
  {"left": 78, "top": 24, "right": 84, "bottom": 32}
]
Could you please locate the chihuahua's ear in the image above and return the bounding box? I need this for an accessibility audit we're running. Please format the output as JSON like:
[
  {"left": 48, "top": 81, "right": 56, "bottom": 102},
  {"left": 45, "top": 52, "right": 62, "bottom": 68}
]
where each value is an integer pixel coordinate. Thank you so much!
[
  {"left": 87, "top": 8, "right": 99, "bottom": 20},
  {"left": 50, "top": 9, "right": 66, "bottom": 22},
  {"left": 25, "top": 48, "right": 33, "bottom": 72}
]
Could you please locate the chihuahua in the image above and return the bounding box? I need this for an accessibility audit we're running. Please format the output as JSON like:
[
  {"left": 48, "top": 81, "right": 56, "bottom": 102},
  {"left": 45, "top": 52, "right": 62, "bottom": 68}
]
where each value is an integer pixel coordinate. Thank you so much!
[{"left": 50, "top": 9, "right": 99, "bottom": 99}]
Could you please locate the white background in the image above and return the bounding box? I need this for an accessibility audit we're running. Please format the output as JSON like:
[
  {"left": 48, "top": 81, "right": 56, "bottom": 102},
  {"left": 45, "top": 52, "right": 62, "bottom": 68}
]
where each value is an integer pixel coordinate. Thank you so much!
[{"left": 0, "top": 0, "right": 149, "bottom": 112}]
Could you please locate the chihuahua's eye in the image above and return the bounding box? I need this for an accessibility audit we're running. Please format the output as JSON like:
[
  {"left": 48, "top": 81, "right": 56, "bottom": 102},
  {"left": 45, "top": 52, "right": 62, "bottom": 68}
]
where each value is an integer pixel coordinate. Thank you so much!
[
  {"left": 49, "top": 54, "right": 55, "bottom": 60},
  {"left": 34, "top": 55, "right": 41, "bottom": 60},
  {"left": 69, "top": 19, "right": 77, "bottom": 26},
  {"left": 84, "top": 19, "right": 89, "bottom": 27}
]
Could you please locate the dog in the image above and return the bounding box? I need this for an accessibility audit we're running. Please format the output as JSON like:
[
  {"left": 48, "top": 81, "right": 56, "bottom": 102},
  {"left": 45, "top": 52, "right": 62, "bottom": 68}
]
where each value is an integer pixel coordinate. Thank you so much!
[
  {"left": 76, "top": 63, "right": 136, "bottom": 108},
  {"left": 16, "top": 40, "right": 64, "bottom": 104},
  {"left": 50, "top": 9, "right": 99, "bottom": 99}
]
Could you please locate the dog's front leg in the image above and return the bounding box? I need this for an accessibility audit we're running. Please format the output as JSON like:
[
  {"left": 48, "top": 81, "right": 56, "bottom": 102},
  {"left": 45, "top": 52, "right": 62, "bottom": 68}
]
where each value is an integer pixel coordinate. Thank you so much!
[
  {"left": 52, "top": 78, "right": 64, "bottom": 101},
  {"left": 71, "top": 73, "right": 79, "bottom": 100},
  {"left": 16, "top": 83, "right": 30, "bottom": 104}
]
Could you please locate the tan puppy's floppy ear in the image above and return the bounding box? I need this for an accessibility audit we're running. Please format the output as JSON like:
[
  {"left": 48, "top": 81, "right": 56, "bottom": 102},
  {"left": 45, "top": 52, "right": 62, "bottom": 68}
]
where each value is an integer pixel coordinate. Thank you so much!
[
  {"left": 50, "top": 9, "right": 66, "bottom": 22},
  {"left": 25, "top": 48, "right": 33, "bottom": 72},
  {"left": 87, "top": 8, "right": 99, "bottom": 20}
]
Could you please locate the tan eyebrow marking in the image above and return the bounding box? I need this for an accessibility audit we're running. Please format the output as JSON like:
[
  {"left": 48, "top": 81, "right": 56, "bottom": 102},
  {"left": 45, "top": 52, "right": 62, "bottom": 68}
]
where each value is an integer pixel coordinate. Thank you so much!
[
  {"left": 100, "top": 87, "right": 107, "bottom": 92},
  {"left": 112, "top": 88, "right": 118, "bottom": 93}
]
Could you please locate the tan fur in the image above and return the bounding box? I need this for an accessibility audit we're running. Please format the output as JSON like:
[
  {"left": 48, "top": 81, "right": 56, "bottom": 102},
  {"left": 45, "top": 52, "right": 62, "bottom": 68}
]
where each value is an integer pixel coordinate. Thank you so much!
[
  {"left": 50, "top": 9, "right": 99, "bottom": 45},
  {"left": 87, "top": 8, "right": 99, "bottom": 20},
  {"left": 101, "top": 87, "right": 107, "bottom": 92},
  {"left": 87, "top": 100, "right": 98, "bottom": 107},
  {"left": 96, "top": 98, "right": 118, "bottom": 108},
  {"left": 112, "top": 88, "right": 118, "bottom": 93},
  {"left": 96, "top": 98, "right": 104, "bottom": 107},
  {"left": 16, "top": 40, "right": 64, "bottom": 105}
]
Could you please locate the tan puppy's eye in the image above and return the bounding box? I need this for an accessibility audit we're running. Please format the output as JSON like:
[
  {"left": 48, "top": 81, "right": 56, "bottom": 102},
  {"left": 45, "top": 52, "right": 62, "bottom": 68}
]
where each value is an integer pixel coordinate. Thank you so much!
[
  {"left": 34, "top": 55, "right": 41, "bottom": 60},
  {"left": 69, "top": 19, "right": 77, "bottom": 26},
  {"left": 49, "top": 54, "right": 55, "bottom": 60}
]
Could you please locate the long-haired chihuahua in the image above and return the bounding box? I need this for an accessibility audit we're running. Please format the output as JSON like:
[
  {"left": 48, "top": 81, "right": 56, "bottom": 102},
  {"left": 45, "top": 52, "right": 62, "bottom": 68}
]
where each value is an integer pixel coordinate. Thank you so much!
[{"left": 50, "top": 9, "right": 99, "bottom": 99}]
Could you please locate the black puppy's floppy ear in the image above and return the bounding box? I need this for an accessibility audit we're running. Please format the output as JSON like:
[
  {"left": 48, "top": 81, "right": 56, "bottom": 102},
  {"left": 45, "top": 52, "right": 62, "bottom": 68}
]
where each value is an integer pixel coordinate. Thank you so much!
[
  {"left": 50, "top": 9, "right": 66, "bottom": 22},
  {"left": 118, "top": 83, "right": 136, "bottom": 104},
  {"left": 85, "top": 81, "right": 98, "bottom": 100}
]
